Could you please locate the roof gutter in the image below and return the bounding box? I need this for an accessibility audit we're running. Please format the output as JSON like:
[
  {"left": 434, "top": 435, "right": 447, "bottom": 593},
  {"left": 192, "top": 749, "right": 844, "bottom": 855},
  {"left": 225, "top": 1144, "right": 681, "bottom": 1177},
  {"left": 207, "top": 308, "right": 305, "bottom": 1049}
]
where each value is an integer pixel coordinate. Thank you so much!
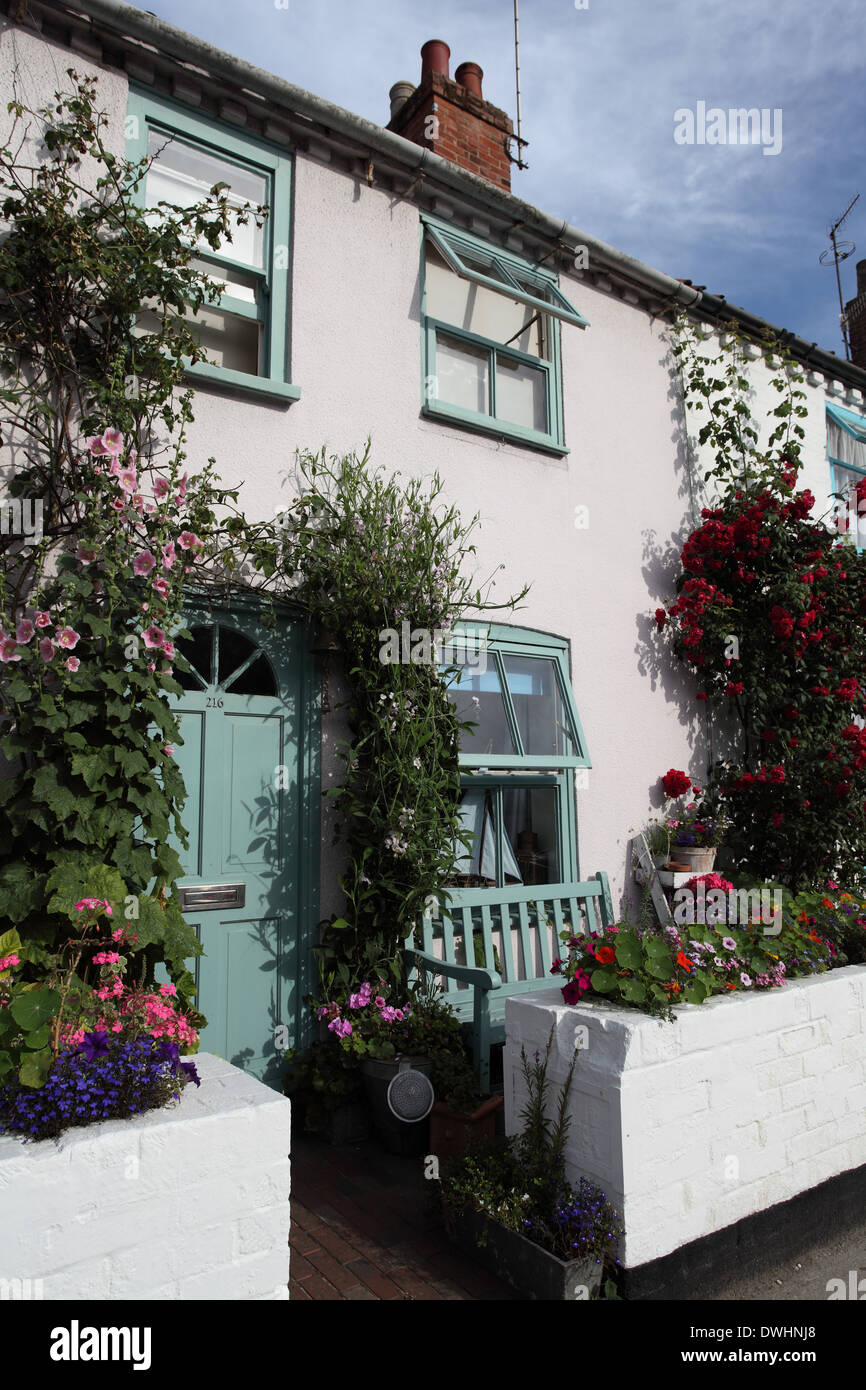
[
  {"left": 39, "top": 0, "right": 701, "bottom": 310},
  {"left": 22, "top": 1, "right": 866, "bottom": 386}
]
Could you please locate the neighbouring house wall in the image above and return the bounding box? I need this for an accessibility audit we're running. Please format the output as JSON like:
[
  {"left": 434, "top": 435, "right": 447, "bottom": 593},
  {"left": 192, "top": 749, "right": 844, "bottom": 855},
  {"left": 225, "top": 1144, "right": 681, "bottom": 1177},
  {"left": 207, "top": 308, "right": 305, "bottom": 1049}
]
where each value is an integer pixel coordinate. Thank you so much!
[
  {"left": 505, "top": 976, "right": 866, "bottom": 1270},
  {"left": 0, "top": 1054, "right": 290, "bottom": 1298}
]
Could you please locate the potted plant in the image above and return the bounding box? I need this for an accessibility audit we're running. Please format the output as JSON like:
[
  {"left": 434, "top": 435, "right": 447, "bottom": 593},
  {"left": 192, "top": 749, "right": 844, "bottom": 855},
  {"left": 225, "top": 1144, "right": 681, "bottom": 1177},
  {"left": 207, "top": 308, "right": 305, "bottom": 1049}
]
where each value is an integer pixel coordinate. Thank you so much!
[
  {"left": 421, "top": 1007, "right": 503, "bottom": 1160},
  {"left": 437, "top": 1028, "right": 622, "bottom": 1299},
  {"left": 658, "top": 769, "right": 728, "bottom": 873}
]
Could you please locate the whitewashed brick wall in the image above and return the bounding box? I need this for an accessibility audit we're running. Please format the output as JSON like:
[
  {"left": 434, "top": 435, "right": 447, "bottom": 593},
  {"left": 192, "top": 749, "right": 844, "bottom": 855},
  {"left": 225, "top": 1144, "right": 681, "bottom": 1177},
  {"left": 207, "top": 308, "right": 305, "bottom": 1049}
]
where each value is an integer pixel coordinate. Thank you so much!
[
  {"left": 0, "top": 1054, "right": 290, "bottom": 1300},
  {"left": 505, "top": 968, "right": 866, "bottom": 1269}
]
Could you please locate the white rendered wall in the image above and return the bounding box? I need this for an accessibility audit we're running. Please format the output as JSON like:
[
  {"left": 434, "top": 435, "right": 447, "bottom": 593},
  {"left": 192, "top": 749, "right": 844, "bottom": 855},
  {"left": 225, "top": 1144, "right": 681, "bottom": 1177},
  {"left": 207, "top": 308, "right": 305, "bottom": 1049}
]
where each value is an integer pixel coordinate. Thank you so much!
[
  {"left": 505, "top": 974, "right": 866, "bottom": 1269},
  {"left": 0, "top": 1054, "right": 291, "bottom": 1299}
]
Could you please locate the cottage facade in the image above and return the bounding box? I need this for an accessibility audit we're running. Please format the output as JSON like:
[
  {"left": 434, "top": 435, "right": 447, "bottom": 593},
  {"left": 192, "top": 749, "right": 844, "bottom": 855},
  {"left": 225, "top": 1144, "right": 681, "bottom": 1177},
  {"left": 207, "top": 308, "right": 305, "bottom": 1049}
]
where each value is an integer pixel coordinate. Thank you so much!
[{"left": 4, "top": 0, "right": 866, "bottom": 1082}]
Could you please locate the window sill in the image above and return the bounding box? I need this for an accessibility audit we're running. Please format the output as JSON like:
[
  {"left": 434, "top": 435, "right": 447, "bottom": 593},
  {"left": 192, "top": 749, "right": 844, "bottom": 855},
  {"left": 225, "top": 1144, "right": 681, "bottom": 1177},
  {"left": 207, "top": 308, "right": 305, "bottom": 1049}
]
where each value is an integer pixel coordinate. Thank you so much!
[
  {"left": 421, "top": 401, "right": 568, "bottom": 456},
  {"left": 185, "top": 360, "right": 302, "bottom": 404}
]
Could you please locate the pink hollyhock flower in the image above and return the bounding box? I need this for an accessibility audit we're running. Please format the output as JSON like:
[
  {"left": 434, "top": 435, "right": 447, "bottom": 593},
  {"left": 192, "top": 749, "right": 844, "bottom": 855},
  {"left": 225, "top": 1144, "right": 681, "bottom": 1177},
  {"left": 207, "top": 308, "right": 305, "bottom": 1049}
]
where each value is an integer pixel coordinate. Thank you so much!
[
  {"left": 101, "top": 428, "right": 124, "bottom": 455},
  {"left": 161, "top": 541, "right": 176, "bottom": 570},
  {"left": 39, "top": 638, "right": 55, "bottom": 660},
  {"left": 153, "top": 577, "right": 169, "bottom": 597},
  {"left": 144, "top": 501, "right": 157, "bottom": 517},
  {"left": 163, "top": 745, "right": 175, "bottom": 757},
  {"left": 133, "top": 550, "right": 156, "bottom": 576},
  {"left": 147, "top": 662, "right": 155, "bottom": 673},
  {"left": 64, "top": 656, "right": 80, "bottom": 673},
  {"left": 86, "top": 435, "right": 109, "bottom": 455},
  {"left": 76, "top": 544, "right": 98, "bottom": 565},
  {"left": 143, "top": 625, "right": 166, "bottom": 649},
  {"left": 15, "top": 619, "right": 34, "bottom": 642},
  {"left": 0, "top": 637, "right": 20, "bottom": 662},
  {"left": 34, "top": 611, "right": 51, "bottom": 628},
  {"left": 176, "top": 473, "right": 188, "bottom": 501},
  {"left": 132, "top": 494, "right": 145, "bottom": 512},
  {"left": 111, "top": 497, "right": 125, "bottom": 512},
  {"left": 177, "top": 531, "right": 203, "bottom": 551},
  {"left": 118, "top": 468, "right": 137, "bottom": 494},
  {"left": 161, "top": 640, "right": 176, "bottom": 660},
  {"left": 152, "top": 477, "right": 170, "bottom": 501},
  {"left": 56, "top": 626, "right": 80, "bottom": 650}
]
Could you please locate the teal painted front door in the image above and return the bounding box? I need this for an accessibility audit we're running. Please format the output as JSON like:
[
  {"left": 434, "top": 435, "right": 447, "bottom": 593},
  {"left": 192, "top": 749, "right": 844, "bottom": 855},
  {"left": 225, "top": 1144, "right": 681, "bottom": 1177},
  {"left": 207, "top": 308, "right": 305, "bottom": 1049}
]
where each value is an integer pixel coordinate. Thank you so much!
[{"left": 169, "top": 606, "right": 318, "bottom": 1087}]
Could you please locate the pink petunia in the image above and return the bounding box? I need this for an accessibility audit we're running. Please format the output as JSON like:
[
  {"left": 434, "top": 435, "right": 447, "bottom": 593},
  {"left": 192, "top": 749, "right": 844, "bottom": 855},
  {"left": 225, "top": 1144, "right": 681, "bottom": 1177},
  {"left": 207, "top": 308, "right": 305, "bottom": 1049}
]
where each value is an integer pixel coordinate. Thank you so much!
[
  {"left": 143, "top": 625, "right": 166, "bottom": 649},
  {"left": 161, "top": 541, "right": 176, "bottom": 570},
  {"left": 65, "top": 656, "right": 80, "bottom": 673},
  {"left": 39, "top": 638, "right": 55, "bottom": 660},
  {"left": 133, "top": 550, "right": 156, "bottom": 576},
  {"left": 56, "top": 626, "right": 80, "bottom": 650},
  {"left": 16, "top": 620, "right": 34, "bottom": 643},
  {"left": 34, "top": 611, "right": 51, "bottom": 628},
  {"left": 0, "top": 638, "right": 21, "bottom": 663}
]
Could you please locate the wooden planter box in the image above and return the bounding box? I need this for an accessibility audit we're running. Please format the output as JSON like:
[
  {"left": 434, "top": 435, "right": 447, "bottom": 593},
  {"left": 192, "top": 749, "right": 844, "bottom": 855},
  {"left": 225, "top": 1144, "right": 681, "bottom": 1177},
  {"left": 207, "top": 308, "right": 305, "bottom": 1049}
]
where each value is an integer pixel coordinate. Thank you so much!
[{"left": 443, "top": 1205, "right": 603, "bottom": 1300}]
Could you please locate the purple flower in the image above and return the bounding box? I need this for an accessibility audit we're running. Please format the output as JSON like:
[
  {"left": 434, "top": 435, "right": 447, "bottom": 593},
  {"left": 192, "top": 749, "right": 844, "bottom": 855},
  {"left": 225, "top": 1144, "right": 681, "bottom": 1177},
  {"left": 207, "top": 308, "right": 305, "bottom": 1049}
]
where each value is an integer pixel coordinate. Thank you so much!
[{"left": 76, "top": 1030, "right": 110, "bottom": 1063}]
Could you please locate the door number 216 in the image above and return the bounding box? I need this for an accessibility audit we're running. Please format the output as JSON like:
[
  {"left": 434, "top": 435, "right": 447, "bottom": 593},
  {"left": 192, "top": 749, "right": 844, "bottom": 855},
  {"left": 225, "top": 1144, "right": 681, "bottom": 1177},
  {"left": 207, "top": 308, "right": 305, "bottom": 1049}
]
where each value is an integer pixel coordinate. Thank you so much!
[{"left": 206, "top": 697, "right": 224, "bottom": 708}]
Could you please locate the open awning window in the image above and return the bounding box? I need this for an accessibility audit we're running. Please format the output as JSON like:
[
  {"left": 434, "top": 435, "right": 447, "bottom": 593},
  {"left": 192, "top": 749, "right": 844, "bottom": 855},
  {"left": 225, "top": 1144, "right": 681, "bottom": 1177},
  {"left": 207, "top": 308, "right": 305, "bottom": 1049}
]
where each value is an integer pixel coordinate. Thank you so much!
[
  {"left": 827, "top": 402, "right": 866, "bottom": 472},
  {"left": 424, "top": 221, "right": 590, "bottom": 329}
]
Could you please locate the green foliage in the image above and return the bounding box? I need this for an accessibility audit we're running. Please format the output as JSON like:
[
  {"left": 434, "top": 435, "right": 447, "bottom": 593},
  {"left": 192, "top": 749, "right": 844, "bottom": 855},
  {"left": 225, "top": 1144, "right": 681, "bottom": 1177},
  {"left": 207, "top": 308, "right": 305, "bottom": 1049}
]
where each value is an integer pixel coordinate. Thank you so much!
[
  {"left": 438, "top": 1026, "right": 623, "bottom": 1267},
  {"left": 661, "top": 318, "right": 866, "bottom": 891},
  {"left": 0, "top": 73, "right": 274, "bottom": 992},
  {"left": 263, "top": 443, "right": 528, "bottom": 965}
]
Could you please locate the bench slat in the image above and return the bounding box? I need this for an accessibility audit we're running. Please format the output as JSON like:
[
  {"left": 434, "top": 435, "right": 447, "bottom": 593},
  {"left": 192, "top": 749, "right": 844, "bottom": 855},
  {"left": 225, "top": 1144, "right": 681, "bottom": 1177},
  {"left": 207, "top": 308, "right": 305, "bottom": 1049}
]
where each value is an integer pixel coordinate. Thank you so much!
[{"left": 496, "top": 900, "right": 516, "bottom": 983}]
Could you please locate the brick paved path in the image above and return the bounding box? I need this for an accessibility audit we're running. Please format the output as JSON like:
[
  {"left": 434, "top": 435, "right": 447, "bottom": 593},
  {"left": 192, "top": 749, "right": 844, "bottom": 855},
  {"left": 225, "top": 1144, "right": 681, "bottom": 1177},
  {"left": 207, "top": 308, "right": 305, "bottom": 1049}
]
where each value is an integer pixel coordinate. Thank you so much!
[{"left": 289, "top": 1131, "right": 518, "bottom": 1301}]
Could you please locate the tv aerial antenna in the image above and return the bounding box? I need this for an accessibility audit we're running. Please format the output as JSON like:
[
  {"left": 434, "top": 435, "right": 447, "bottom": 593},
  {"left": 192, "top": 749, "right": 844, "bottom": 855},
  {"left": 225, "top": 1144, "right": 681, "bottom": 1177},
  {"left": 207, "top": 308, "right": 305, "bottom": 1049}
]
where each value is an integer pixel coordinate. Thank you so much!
[
  {"left": 819, "top": 192, "right": 860, "bottom": 359},
  {"left": 508, "top": 0, "right": 530, "bottom": 170}
]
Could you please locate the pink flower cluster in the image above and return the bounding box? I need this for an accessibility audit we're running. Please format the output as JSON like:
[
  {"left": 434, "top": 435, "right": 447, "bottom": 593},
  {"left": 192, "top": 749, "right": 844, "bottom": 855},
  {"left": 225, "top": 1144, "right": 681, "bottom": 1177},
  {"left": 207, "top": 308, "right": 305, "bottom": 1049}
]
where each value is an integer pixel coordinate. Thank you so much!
[
  {"left": 0, "top": 953, "right": 20, "bottom": 972},
  {"left": 0, "top": 611, "right": 81, "bottom": 667}
]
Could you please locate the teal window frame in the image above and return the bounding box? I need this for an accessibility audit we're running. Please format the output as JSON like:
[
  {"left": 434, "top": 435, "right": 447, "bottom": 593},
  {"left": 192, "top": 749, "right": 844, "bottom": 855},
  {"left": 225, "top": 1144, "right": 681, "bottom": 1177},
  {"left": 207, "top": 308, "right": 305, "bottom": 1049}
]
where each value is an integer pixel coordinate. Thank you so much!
[
  {"left": 827, "top": 402, "right": 866, "bottom": 553},
  {"left": 420, "top": 216, "right": 587, "bottom": 454},
  {"left": 126, "top": 88, "right": 299, "bottom": 404},
  {"left": 445, "top": 624, "right": 590, "bottom": 898}
]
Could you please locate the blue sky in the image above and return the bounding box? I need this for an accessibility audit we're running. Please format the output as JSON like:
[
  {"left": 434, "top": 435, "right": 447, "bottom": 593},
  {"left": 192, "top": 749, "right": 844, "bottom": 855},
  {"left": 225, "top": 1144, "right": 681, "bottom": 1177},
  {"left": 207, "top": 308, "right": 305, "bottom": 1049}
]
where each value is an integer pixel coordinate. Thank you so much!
[{"left": 145, "top": 0, "right": 865, "bottom": 360}]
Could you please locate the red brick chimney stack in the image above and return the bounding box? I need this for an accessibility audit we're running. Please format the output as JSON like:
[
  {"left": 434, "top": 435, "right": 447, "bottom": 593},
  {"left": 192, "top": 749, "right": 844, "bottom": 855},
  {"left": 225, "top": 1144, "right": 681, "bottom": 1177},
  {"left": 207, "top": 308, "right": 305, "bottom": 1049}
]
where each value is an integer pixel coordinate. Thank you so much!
[
  {"left": 387, "top": 39, "right": 514, "bottom": 192},
  {"left": 846, "top": 259, "right": 866, "bottom": 371}
]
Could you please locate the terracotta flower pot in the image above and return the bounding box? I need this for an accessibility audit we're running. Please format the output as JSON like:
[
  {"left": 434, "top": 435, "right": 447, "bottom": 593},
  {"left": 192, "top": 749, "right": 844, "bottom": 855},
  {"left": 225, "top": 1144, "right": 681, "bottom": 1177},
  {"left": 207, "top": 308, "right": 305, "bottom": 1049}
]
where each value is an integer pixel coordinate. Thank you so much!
[{"left": 429, "top": 1095, "right": 503, "bottom": 1162}]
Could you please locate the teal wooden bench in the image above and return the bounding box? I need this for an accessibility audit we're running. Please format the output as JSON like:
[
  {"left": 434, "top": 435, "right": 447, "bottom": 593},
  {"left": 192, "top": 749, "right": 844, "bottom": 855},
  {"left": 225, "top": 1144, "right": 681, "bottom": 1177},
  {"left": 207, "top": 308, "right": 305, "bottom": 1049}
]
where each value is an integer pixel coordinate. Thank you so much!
[{"left": 403, "top": 874, "right": 614, "bottom": 1092}]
